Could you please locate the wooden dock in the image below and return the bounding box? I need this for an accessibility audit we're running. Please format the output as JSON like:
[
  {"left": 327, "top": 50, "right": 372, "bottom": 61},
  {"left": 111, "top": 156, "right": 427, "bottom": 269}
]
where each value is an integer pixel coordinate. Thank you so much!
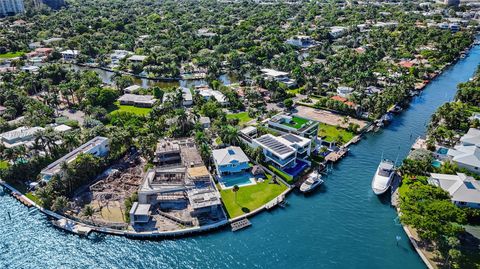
[
  {"left": 390, "top": 174, "right": 402, "bottom": 207},
  {"left": 231, "top": 218, "right": 251, "bottom": 232},
  {"left": 325, "top": 148, "right": 348, "bottom": 162}
]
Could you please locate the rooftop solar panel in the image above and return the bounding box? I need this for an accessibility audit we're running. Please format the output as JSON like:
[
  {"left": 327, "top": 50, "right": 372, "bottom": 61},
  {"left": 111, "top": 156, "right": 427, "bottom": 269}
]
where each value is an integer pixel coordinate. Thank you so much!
[
  {"left": 257, "top": 136, "right": 294, "bottom": 155},
  {"left": 282, "top": 134, "right": 302, "bottom": 143}
]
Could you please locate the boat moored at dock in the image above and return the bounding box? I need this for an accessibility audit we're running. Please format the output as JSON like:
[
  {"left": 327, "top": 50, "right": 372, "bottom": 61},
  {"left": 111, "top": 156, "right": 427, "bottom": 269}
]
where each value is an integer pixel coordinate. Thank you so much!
[{"left": 371, "top": 159, "right": 396, "bottom": 195}]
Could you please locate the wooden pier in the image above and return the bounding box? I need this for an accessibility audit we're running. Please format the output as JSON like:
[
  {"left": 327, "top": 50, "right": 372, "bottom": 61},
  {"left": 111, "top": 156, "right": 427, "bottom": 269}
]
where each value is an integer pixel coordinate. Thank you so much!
[
  {"left": 231, "top": 218, "right": 251, "bottom": 232},
  {"left": 325, "top": 148, "right": 348, "bottom": 163}
]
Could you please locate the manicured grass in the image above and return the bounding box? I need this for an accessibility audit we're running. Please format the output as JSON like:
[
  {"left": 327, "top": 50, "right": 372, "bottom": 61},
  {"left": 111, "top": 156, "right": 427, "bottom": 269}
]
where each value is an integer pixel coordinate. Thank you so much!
[
  {"left": 268, "top": 165, "right": 294, "bottom": 184},
  {"left": 318, "top": 123, "right": 354, "bottom": 144},
  {"left": 110, "top": 101, "right": 152, "bottom": 116},
  {"left": 226, "top": 112, "right": 252, "bottom": 125},
  {"left": 0, "top": 160, "right": 9, "bottom": 170},
  {"left": 219, "top": 175, "right": 287, "bottom": 218},
  {"left": 283, "top": 116, "right": 309, "bottom": 129},
  {"left": 25, "top": 192, "right": 42, "bottom": 205},
  {"left": 0, "top": 52, "right": 25, "bottom": 59}
]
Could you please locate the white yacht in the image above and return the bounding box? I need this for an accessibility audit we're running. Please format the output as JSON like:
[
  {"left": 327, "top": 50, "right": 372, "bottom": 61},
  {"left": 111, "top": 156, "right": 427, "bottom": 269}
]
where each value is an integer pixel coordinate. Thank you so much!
[
  {"left": 371, "top": 159, "right": 395, "bottom": 195},
  {"left": 300, "top": 171, "right": 324, "bottom": 193}
]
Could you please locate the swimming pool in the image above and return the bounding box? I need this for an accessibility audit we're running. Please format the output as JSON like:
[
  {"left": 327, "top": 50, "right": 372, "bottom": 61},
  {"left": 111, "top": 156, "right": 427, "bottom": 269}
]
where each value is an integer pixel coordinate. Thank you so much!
[
  {"left": 432, "top": 160, "right": 442, "bottom": 168},
  {"left": 220, "top": 172, "right": 255, "bottom": 189},
  {"left": 436, "top": 147, "right": 449, "bottom": 155},
  {"left": 283, "top": 160, "right": 309, "bottom": 177}
]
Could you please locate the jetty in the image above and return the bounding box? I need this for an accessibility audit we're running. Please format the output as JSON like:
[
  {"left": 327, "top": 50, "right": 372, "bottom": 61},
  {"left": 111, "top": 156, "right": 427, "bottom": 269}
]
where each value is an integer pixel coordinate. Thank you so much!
[
  {"left": 231, "top": 218, "right": 251, "bottom": 232},
  {"left": 325, "top": 147, "right": 348, "bottom": 162},
  {"left": 52, "top": 218, "right": 93, "bottom": 236}
]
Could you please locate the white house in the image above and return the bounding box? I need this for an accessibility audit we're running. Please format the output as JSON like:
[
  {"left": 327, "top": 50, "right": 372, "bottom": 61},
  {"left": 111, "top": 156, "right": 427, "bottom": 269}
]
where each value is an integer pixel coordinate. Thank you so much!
[
  {"left": 212, "top": 146, "right": 250, "bottom": 177},
  {"left": 286, "top": 35, "right": 318, "bottom": 48},
  {"left": 40, "top": 136, "right": 109, "bottom": 182},
  {"left": 428, "top": 173, "right": 480, "bottom": 208},
  {"left": 337, "top": 86, "right": 354, "bottom": 98},
  {"left": 253, "top": 133, "right": 311, "bottom": 172},
  {"left": 330, "top": 26, "right": 347, "bottom": 39},
  {"left": 162, "top": 87, "right": 193, "bottom": 107},
  {"left": 196, "top": 86, "right": 228, "bottom": 105},
  {"left": 127, "top": 55, "right": 147, "bottom": 63},
  {"left": 60, "top": 50, "right": 79, "bottom": 61},
  {"left": 123, "top": 85, "right": 142, "bottom": 94},
  {"left": 447, "top": 128, "right": 480, "bottom": 173},
  {"left": 261, "top": 68, "right": 297, "bottom": 88},
  {"left": 118, "top": 94, "right": 156, "bottom": 108},
  {"left": 0, "top": 126, "right": 44, "bottom": 148}
]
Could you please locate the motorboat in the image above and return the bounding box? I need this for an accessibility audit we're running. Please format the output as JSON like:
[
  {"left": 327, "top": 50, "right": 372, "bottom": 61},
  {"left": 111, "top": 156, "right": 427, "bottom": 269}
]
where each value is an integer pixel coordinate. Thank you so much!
[
  {"left": 371, "top": 159, "right": 395, "bottom": 195},
  {"left": 300, "top": 170, "right": 324, "bottom": 193}
]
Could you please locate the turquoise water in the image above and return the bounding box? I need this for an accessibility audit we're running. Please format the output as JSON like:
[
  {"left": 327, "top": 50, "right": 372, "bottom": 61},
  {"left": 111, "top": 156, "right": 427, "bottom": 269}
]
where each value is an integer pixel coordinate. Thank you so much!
[
  {"left": 432, "top": 160, "right": 442, "bottom": 168},
  {"left": 221, "top": 172, "right": 255, "bottom": 188},
  {"left": 437, "top": 147, "right": 449, "bottom": 155},
  {"left": 2, "top": 45, "right": 480, "bottom": 268}
]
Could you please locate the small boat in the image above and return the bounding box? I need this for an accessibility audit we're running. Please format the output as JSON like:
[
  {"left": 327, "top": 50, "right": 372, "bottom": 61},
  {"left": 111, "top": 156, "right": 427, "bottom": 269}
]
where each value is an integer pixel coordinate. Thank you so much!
[
  {"left": 371, "top": 159, "right": 395, "bottom": 195},
  {"left": 300, "top": 171, "right": 324, "bottom": 193}
]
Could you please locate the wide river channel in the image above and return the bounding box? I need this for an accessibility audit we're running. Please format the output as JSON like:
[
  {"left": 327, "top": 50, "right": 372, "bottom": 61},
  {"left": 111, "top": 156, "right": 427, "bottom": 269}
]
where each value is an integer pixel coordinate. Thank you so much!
[{"left": 1, "top": 44, "right": 480, "bottom": 268}]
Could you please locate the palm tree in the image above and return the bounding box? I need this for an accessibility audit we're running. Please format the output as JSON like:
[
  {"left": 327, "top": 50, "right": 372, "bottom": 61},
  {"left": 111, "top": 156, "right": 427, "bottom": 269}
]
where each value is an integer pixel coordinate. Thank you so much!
[
  {"left": 232, "top": 185, "right": 240, "bottom": 204},
  {"left": 83, "top": 205, "right": 95, "bottom": 224},
  {"left": 52, "top": 196, "right": 69, "bottom": 214},
  {"left": 219, "top": 125, "right": 240, "bottom": 146}
]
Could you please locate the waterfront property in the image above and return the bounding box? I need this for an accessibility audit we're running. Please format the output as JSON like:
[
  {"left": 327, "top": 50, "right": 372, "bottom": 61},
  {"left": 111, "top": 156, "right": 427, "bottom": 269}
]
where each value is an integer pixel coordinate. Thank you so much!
[
  {"left": 260, "top": 68, "right": 296, "bottom": 88},
  {"left": 117, "top": 94, "right": 156, "bottom": 108},
  {"left": 212, "top": 146, "right": 255, "bottom": 189},
  {"left": 133, "top": 138, "right": 226, "bottom": 230},
  {"left": 60, "top": 50, "right": 79, "bottom": 61},
  {"left": 162, "top": 87, "right": 193, "bottom": 107},
  {"left": 428, "top": 173, "right": 480, "bottom": 208},
  {"left": 447, "top": 128, "right": 480, "bottom": 173},
  {"left": 123, "top": 85, "right": 142, "bottom": 94},
  {"left": 253, "top": 133, "right": 311, "bottom": 178},
  {"left": 195, "top": 86, "right": 228, "bottom": 105},
  {"left": 0, "top": 126, "right": 44, "bottom": 148},
  {"left": 40, "top": 136, "right": 109, "bottom": 182},
  {"left": 267, "top": 113, "right": 319, "bottom": 141}
]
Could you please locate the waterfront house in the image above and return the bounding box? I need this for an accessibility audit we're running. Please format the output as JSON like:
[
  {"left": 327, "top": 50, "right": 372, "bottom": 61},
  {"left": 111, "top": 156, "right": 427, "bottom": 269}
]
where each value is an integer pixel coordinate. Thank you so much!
[
  {"left": 195, "top": 86, "right": 228, "bottom": 106},
  {"left": 212, "top": 146, "right": 250, "bottom": 177},
  {"left": 428, "top": 173, "right": 480, "bottom": 208},
  {"left": 253, "top": 133, "right": 311, "bottom": 177},
  {"left": 129, "top": 202, "right": 151, "bottom": 226},
  {"left": 447, "top": 128, "right": 480, "bottom": 173},
  {"left": 60, "top": 50, "right": 79, "bottom": 61},
  {"left": 267, "top": 113, "right": 319, "bottom": 141},
  {"left": 110, "top": 50, "right": 132, "bottom": 66},
  {"left": 40, "top": 136, "right": 109, "bottom": 182},
  {"left": 162, "top": 87, "right": 193, "bottom": 107},
  {"left": 123, "top": 85, "right": 142, "bottom": 94},
  {"left": 117, "top": 94, "right": 156, "bottom": 108},
  {"left": 0, "top": 126, "right": 44, "bottom": 148},
  {"left": 127, "top": 55, "right": 147, "bottom": 63},
  {"left": 260, "top": 68, "right": 297, "bottom": 88}
]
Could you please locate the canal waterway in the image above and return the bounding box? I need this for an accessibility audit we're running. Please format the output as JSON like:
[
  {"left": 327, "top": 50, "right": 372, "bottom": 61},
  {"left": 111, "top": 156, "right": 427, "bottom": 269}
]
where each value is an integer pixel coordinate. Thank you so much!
[{"left": 1, "top": 45, "right": 480, "bottom": 268}]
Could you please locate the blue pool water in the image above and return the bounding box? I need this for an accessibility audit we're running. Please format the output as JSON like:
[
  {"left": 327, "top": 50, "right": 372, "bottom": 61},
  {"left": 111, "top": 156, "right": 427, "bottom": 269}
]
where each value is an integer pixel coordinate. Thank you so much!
[
  {"left": 437, "top": 147, "right": 449, "bottom": 155},
  {"left": 220, "top": 172, "right": 254, "bottom": 188},
  {"left": 283, "top": 159, "right": 309, "bottom": 177},
  {"left": 2, "top": 43, "right": 480, "bottom": 269},
  {"left": 432, "top": 160, "right": 442, "bottom": 168}
]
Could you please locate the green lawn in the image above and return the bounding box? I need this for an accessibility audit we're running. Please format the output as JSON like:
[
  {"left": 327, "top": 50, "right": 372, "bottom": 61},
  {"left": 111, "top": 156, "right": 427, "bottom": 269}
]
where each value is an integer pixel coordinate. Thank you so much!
[
  {"left": 268, "top": 165, "right": 294, "bottom": 184},
  {"left": 0, "top": 160, "right": 8, "bottom": 170},
  {"left": 25, "top": 192, "right": 42, "bottom": 205},
  {"left": 318, "top": 123, "right": 355, "bottom": 144},
  {"left": 0, "top": 52, "right": 25, "bottom": 59},
  {"left": 219, "top": 175, "right": 287, "bottom": 218},
  {"left": 283, "top": 116, "right": 309, "bottom": 129},
  {"left": 110, "top": 101, "right": 152, "bottom": 116},
  {"left": 226, "top": 112, "right": 252, "bottom": 125}
]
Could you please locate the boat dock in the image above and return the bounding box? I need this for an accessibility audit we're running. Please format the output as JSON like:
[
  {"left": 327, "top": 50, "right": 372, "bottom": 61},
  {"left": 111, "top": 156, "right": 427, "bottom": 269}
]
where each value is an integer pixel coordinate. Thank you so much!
[
  {"left": 390, "top": 174, "right": 402, "bottom": 207},
  {"left": 325, "top": 147, "right": 348, "bottom": 162},
  {"left": 231, "top": 218, "right": 251, "bottom": 232},
  {"left": 52, "top": 218, "right": 93, "bottom": 236},
  {"left": 265, "top": 194, "right": 285, "bottom": 210}
]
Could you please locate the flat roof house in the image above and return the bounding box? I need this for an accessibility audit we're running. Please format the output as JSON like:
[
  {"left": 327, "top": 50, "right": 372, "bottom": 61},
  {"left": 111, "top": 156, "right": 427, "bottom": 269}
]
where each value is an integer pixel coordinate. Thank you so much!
[
  {"left": 253, "top": 133, "right": 311, "bottom": 177},
  {"left": 267, "top": 113, "right": 319, "bottom": 141},
  {"left": 196, "top": 86, "right": 228, "bottom": 105},
  {"left": 447, "top": 128, "right": 480, "bottom": 173},
  {"left": 261, "top": 68, "right": 297, "bottom": 88},
  {"left": 129, "top": 202, "right": 151, "bottom": 226},
  {"left": 330, "top": 26, "right": 347, "bottom": 39},
  {"left": 286, "top": 35, "right": 318, "bottom": 49},
  {"left": 428, "top": 173, "right": 480, "bottom": 208},
  {"left": 117, "top": 94, "right": 156, "bottom": 108},
  {"left": 337, "top": 86, "right": 354, "bottom": 98},
  {"left": 40, "top": 136, "right": 109, "bottom": 182},
  {"left": 212, "top": 146, "right": 250, "bottom": 177},
  {"left": 127, "top": 55, "right": 147, "bottom": 63},
  {"left": 123, "top": 85, "right": 142, "bottom": 94},
  {"left": 0, "top": 126, "right": 44, "bottom": 148},
  {"left": 162, "top": 87, "right": 193, "bottom": 107}
]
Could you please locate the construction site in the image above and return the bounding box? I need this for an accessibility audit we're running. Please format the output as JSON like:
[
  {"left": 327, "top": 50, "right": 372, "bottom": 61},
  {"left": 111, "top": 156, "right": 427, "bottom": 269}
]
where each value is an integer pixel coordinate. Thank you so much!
[{"left": 67, "top": 151, "right": 145, "bottom": 229}]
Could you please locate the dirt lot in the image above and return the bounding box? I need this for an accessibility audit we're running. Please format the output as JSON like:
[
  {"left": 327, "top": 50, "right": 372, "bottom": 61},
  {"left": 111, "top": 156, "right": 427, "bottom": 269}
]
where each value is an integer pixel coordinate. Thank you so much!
[{"left": 293, "top": 106, "right": 368, "bottom": 129}]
